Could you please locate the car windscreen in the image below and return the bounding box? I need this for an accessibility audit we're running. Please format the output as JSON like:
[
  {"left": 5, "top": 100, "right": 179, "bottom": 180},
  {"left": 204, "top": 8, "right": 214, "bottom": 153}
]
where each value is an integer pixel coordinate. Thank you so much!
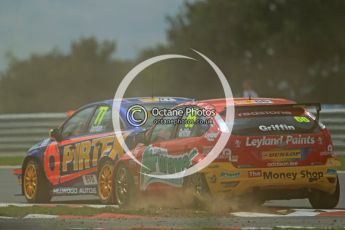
[{"left": 221, "top": 109, "right": 320, "bottom": 135}]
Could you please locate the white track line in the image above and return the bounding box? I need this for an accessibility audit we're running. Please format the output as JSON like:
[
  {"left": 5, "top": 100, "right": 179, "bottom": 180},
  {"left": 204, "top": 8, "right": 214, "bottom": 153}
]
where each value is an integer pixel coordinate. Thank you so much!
[
  {"left": 24, "top": 214, "right": 59, "bottom": 219},
  {"left": 0, "top": 165, "right": 20, "bottom": 169},
  {"left": 275, "top": 226, "right": 318, "bottom": 229},
  {"left": 0, "top": 203, "right": 33, "bottom": 208},
  {"left": 231, "top": 209, "right": 345, "bottom": 217},
  {"left": 0, "top": 203, "right": 118, "bottom": 208},
  {"left": 0, "top": 216, "right": 14, "bottom": 219},
  {"left": 231, "top": 212, "right": 282, "bottom": 217}
]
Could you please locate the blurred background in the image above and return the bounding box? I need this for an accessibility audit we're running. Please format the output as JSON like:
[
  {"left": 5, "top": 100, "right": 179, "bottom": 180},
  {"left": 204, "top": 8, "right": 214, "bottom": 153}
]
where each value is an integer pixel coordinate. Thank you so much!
[{"left": 0, "top": 0, "right": 345, "bottom": 113}]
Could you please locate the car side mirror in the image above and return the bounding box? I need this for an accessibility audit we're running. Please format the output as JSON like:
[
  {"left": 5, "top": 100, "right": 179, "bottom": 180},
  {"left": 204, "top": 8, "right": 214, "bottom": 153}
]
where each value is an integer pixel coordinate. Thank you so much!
[{"left": 49, "top": 128, "right": 62, "bottom": 142}]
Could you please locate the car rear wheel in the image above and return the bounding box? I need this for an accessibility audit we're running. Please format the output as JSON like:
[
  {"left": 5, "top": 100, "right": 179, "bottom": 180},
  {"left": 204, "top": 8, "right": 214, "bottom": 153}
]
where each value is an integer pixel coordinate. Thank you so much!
[
  {"left": 309, "top": 176, "right": 340, "bottom": 209},
  {"left": 183, "top": 173, "right": 210, "bottom": 208},
  {"left": 23, "top": 160, "right": 52, "bottom": 203},
  {"left": 98, "top": 161, "right": 115, "bottom": 204},
  {"left": 114, "top": 164, "right": 136, "bottom": 207}
]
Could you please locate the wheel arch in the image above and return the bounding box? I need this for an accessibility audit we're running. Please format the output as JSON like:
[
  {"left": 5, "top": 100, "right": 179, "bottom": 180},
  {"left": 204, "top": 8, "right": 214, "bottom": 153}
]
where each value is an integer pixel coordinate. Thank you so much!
[{"left": 97, "top": 156, "right": 116, "bottom": 174}]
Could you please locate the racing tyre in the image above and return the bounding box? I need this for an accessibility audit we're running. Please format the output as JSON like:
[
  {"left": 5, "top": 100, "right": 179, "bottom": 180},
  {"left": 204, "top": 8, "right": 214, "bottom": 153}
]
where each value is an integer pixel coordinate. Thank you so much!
[
  {"left": 98, "top": 161, "right": 115, "bottom": 204},
  {"left": 23, "top": 160, "right": 52, "bottom": 203},
  {"left": 183, "top": 173, "right": 210, "bottom": 208},
  {"left": 114, "top": 164, "right": 136, "bottom": 207},
  {"left": 309, "top": 176, "right": 340, "bottom": 209}
]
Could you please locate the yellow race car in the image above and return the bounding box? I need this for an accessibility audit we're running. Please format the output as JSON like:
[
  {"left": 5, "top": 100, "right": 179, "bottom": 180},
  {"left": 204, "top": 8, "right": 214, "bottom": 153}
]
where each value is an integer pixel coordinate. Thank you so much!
[{"left": 118, "top": 98, "right": 340, "bottom": 209}]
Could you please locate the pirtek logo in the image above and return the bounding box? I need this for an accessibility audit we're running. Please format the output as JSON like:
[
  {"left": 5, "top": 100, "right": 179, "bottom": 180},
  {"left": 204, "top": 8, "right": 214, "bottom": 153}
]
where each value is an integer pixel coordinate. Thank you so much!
[{"left": 62, "top": 136, "right": 121, "bottom": 172}]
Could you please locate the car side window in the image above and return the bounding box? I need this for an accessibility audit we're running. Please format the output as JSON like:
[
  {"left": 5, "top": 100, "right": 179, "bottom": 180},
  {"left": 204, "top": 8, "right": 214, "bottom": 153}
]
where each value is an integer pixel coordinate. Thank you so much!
[
  {"left": 88, "top": 105, "right": 113, "bottom": 133},
  {"left": 150, "top": 116, "right": 179, "bottom": 142},
  {"left": 61, "top": 106, "right": 96, "bottom": 138},
  {"left": 176, "top": 107, "right": 210, "bottom": 138}
]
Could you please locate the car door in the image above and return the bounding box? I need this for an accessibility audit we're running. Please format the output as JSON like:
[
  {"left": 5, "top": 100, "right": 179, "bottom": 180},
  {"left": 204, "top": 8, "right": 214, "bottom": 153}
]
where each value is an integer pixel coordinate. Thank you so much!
[
  {"left": 139, "top": 115, "right": 180, "bottom": 190},
  {"left": 139, "top": 107, "right": 211, "bottom": 190},
  {"left": 86, "top": 104, "right": 126, "bottom": 163},
  {"left": 57, "top": 105, "right": 98, "bottom": 185}
]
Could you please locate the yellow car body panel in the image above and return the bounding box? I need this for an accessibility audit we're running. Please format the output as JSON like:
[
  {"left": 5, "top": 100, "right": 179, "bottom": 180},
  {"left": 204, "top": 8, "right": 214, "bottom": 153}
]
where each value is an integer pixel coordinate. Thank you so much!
[{"left": 202, "top": 158, "right": 341, "bottom": 195}]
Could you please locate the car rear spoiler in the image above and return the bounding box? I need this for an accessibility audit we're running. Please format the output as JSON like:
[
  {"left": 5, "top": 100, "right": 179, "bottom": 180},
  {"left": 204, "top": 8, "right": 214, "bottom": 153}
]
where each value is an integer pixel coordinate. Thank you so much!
[{"left": 232, "top": 103, "right": 322, "bottom": 122}]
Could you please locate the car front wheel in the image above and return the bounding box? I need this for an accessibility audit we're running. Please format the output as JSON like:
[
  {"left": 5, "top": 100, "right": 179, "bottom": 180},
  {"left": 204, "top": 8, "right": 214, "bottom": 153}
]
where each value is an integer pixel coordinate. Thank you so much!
[
  {"left": 23, "top": 160, "right": 52, "bottom": 203},
  {"left": 98, "top": 161, "right": 115, "bottom": 204}
]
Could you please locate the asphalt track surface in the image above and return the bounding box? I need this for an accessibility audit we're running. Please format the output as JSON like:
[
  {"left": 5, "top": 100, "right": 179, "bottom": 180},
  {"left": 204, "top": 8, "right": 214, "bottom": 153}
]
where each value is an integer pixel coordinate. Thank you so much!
[{"left": 0, "top": 168, "right": 345, "bottom": 229}]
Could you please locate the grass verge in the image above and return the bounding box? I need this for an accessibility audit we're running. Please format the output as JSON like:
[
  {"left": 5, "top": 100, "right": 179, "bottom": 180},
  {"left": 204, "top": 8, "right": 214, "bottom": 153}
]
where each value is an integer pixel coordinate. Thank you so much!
[
  {"left": 0, "top": 205, "right": 143, "bottom": 218},
  {"left": 339, "top": 155, "right": 345, "bottom": 170},
  {"left": 0, "top": 156, "right": 24, "bottom": 166}
]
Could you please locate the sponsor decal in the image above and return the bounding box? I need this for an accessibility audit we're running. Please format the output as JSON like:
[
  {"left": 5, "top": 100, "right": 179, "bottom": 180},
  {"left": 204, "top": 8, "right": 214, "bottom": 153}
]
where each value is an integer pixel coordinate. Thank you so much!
[
  {"left": 235, "top": 99, "right": 272, "bottom": 105},
  {"left": 220, "top": 181, "right": 239, "bottom": 187},
  {"left": 178, "top": 128, "right": 191, "bottom": 138},
  {"left": 245, "top": 135, "right": 316, "bottom": 148},
  {"left": 267, "top": 161, "right": 298, "bottom": 167},
  {"left": 263, "top": 170, "right": 323, "bottom": 181},
  {"left": 139, "top": 97, "right": 176, "bottom": 102},
  {"left": 219, "top": 148, "right": 231, "bottom": 160},
  {"left": 53, "top": 187, "right": 97, "bottom": 195},
  {"left": 94, "top": 106, "right": 109, "bottom": 126},
  {"left": 230, "top": 154, "right": 238, "bottom": 162},
  {"left": 327, "top": 168, "right": 337, "bottom": 175},
  {"left": 254, "top": 100, "right": 273, "bottom": 104},
  {"left": 205, "top": 132, "right": 219, "bottom": 141},
  {"left": 320, "top": 145, "right": 333, "bottom": 156},
  {"left": 62, "top": 135, "right": 123, "bottom": 173},
  {"left": 82, "top": 174, "right": 98, "bottom": 186},
  {"left": 235, "top": 140, "right": 241, "bottom": 148},
  {"left": 248, "top": 170, "right": 262, "bottom": 178},
  {"left": 294, "top": 116, "right": 310, "bottom": 123},
  {"left": 44, "top": 143, "right": 60, "bottom": 185},
  {"left": 220, "top": 171, "right": 240, "bottom": 179},
  {"left": 140, "top": 146, "right": 198, "bottom": 190},
  {"left": 184, "top": 108, "right": 198, "bottom": 129},
  {"left": 259, "top": 124, "right": 295, "bottom": 132},
  {"left": 261, "top": 149, "right": 301, "bottom": 161},
  {"left": 238, "top": 111, "right": 292, "bottom": 117}
]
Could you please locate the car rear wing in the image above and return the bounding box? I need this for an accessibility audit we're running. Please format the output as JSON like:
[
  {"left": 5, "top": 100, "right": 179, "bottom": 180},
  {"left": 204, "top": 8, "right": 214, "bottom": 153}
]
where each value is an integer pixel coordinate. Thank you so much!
[{"left": 229, "top": 103, "right": 322, "bottom": 122}]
